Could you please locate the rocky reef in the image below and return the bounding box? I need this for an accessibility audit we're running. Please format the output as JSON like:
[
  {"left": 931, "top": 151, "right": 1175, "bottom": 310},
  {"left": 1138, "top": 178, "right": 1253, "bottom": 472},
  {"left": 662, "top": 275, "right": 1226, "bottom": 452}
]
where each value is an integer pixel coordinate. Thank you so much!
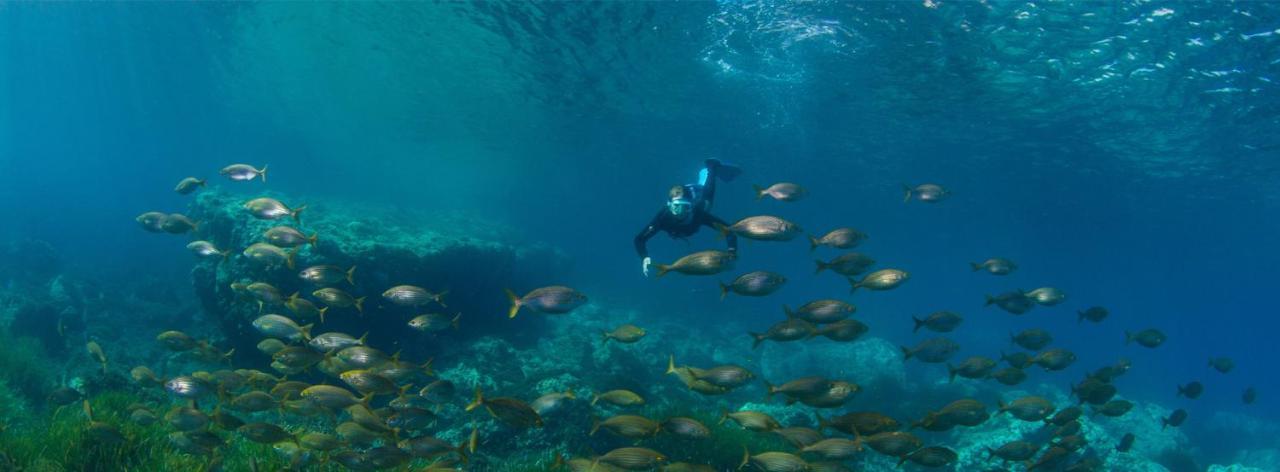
[{"left": 185, "top": 188, "right": 571, "bottom": 363}]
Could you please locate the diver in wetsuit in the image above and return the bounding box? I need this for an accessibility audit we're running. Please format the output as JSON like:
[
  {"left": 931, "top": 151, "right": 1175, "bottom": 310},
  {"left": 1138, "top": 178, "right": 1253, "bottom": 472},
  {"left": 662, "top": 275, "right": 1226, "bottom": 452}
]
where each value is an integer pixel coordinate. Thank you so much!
[{"left": 635, "top": 159, "right": 742, "bottom": 277}]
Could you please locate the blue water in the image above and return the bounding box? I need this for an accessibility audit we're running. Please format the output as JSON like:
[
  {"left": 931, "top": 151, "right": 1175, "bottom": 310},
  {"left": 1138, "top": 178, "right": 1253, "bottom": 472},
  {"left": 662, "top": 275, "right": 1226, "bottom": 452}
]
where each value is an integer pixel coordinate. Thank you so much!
[{"left": 3, "top": 1, "right": 1279, "bottom": 469}]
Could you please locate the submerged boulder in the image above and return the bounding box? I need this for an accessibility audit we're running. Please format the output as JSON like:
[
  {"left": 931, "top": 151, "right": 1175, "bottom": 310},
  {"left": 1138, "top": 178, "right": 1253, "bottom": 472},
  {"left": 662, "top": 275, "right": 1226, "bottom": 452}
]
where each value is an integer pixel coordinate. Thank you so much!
[{"left": 186, "top": 189, "right": 571, "bottom": 364}]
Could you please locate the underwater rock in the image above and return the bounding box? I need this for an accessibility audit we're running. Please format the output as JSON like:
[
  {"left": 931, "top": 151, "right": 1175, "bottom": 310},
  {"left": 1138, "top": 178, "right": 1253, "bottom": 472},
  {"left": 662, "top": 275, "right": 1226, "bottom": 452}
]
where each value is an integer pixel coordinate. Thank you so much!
[
  {"left": 1207, "top": 466, "right": 1268, "bottom": 472},
  {"left": 186, "top": 188, "right": 571, "bottom": 361}
]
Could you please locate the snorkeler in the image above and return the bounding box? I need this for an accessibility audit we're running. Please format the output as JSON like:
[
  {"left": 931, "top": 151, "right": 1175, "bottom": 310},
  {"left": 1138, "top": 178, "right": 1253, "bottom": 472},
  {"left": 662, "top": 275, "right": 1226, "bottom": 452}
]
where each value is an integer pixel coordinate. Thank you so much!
[{"left": 635, "top": 159, "right": 742, "bottom": 277}]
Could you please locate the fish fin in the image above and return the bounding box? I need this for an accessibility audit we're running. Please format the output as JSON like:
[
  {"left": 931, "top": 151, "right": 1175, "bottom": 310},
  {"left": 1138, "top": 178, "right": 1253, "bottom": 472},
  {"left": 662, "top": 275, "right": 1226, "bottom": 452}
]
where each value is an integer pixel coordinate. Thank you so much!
[
  {"left": 947, "top": 364, "right": 957, "bottom": 383},
  {"left": 718, "top": 282, "right": 729, "bottom": 301},
  {"left": 258, "top": 164, "right": 268, "bottom": 183},
  {"left": 901, "top": 345, "right": 912, "bottom": 362},
  {"left": 82, "top": 399, "right": 94, "bottom": 422},
  {"left": 665, "top": 355, "right": 676, "bottom": 375},
  {"left": 589, "top": 414, "right": 601, "bottom": 435},
  {"left": 912, "top": 316, "right": 924, "bottom": 333},
  {"left": 300, "top": 324, "right": 313, "bottom": 342},
  {"left": 467, "top": 423, "right": 479, "bottom": 454},
  {"left": 308, "top": 233, "right": 319, "bottom": 248},
  {"left": 717, "top": 408, "right": 729, "bottom": 426},
  {"left": 763, "top": 381, "right": 774, "bottom": 401},
  {"left": 902, "top": 183, "right": 912, "bottom": 203},
  {"left": 450, "top": 313, "right": 461, "bottom": 330},
  {"left": 782, "top": 305, "right": 794, "bottom": 318},
  {"left": 505, "top": 289, "right": 521, "bottom": 318},
  {"left": 285, "top": 247, "right": 298, "bottom": 270},
  {"left": 1124, "top": 331, "right": 1133, "bottom": 345},
  {"left": 970, "top": 262, "right": 981, "bottom": 271},
  {"left": 354, "top": 297, "right": 365, "bottom": 315},
  {"left": 984, "top": 295, "right": 995, "bottom": 306},
  {"left": 421, "top": 358, "right": 435, "bottom": 377},
  {"left": 356, "top": 331, "right": 368, "bottom": 346},
  {"left": 808, "top": 235, "right": 820, "bottom": 252},
  {"left": 655, "top": 264, "right": 671, "bottom": 277},
  {"left": 749, "top": 332, "right": 764, "bottom": 350},
  {"left": 738, "top": 445, "right": 750, "bottom": 470},
  {"left": 291, "top": 205, "right": 306, "bottom": 224},
  {"left": 465, "top": 388, "right": 483, "bottom": 412},
  {"left": 813, "top": 259, "right": 827, "bottom": 274},
  {"left": 896, "top": 456, "right": 908, "bottom": 468},
  {"left": 318, "top": 306, "right": 328, "bottom": 324},
  {"left": 345, "top": 266, "right": 357, "bottom": 285},
  {"left": 590, "top": 394, "right": 599, "bottom": 406}
]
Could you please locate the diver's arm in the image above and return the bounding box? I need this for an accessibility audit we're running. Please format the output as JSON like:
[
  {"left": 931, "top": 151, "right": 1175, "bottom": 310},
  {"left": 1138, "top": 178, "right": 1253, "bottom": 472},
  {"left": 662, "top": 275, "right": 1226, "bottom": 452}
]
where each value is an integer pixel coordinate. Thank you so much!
[
  {"left": 634, "top": 210, "right": 667, "bottom": 258},
  {"left": 704, "top": 213, "right": 738, "bottom": 254}
]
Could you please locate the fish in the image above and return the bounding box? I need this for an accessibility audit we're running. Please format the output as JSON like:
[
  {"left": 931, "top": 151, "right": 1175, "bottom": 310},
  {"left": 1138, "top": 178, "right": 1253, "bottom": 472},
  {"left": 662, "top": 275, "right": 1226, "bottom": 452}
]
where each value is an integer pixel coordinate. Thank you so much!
[
  {"left": 252, "top": 314, "right": 312, "bottom": 341},
  {"left": 1000, "top": 351, "right": 1033, "bottom": 369},
  {"left": 661, "top": 417, "right": 711, "bottom": 439},
  {"left": 901, "top": 337, "right": 960, "bottom": 363},
  {"left": 161, "top": 213, "right": 200, "bottom": 234},
  {"left": 419, "top": 379, "right": 457, "bottom": 403},
  {"left": 1125, "top": 329, "right": 1166, "bottom": 348},
  {"left": 174, "top": 177, "right": 206, "bottom": 195},
  {"left": 665, "top": 356, "right": 730, "bottom": 396},
  {"left": 157, "top": 331, "right": 200, "bottom": 351},
  {"left": 48, "top": 387, "right": 82, "bottom": 407},
  {"left": 738, "top": 448, "right": 807, "bottom": 472},
  {"left": 1089, "top": 358, "right": 1132, "bottom": 383},
  {"left": 465, "top": 388, "right": 542, "bottom": 428},
  {"left": 244, "top": 197, "right": 305, "bottom": 222},
  {"left": 592, "top": 389, "right": 644, "bottom": 407},
  {"left": 220, "top": 163, "right": 268, "bottom": 182},
  {"left": 808, "top": 227, "right": 867, "bottom": 251},
  {"left": 385, "top": 406, "right": 436, "bottom": 432},
  {"left": 340, "top": 370, "right": 402, "bottom": 396},
  {"left": 601, "top": 324, "right": 645, "bottom": 344},
  {"left": 1244, "top": 387, "right": 1257, "bottom": 404},
  {"left": 243, "top": 243, "right": 297, "bottom": 270},
  {"left": 1115, "top": 433, "right": 1136, "bottom": 452},
  {"left": 970, "top": 258, "right": 1017, "bottom": 275},
  {"left": 1078, "top": 306, "right": 1109, "bottom": 323},
  {"left": 1093, "top": 399, "right": 1133, "bottom": 417},
  {"left": 285, "top": 293, "right": 328, "bottom": 323},
  {"left": 986, "top": 291, "right": 1035, "bottom": 315},
  {"left": 270, "top": 380, "right": 311, "bottom": 400},
  {"left": 912, "top": 311, "right": 962, "bottom": 333},
  {"left": 1032, "top": 348, "right": 1077, "bottom": 371},
  {"left": 814, "top": 319, "right": 868, "bottom": 342},
  {"left": 239, "top": 422, "right": 294, "bottom": 444},
  {"left": 1053, "top": 420, "right": 1082, "bottom": 438},
  {"left": 1025, "top": 287, "right": 1066, "bottom": 306},
  {"left": 750, "top": 318, "right": 817, "bottom": 349},
  {"left": 1072, "top": 379, "right": 1116, "bottom": 405},
  {"left": 1161, "top": 409, "right": 1188, "bottom": 429},
  {"left": 336, "top": 346, "right": 394, "bottom": 369},
  {"left": 399, "top": 436, "right": 467, "bottom": 460},
  {"left": 719, "top": 271, "right": 787, "bottom": 299},
  {"left": 1045, "top": 406, "right": 1083, "bottom": 426},
  {"left": 796, "top": 381, "right": 859, "bottom": 408},
  {"left": 228, "top": 391, "right": 279, "bottom": 413},
  {"left": 273, "top": 346, "right": 325, "bottom": 369},
  {"left": 771, "top": 427, "right": 823, "bottom": 448},
  {"left": 301, "top": 385, "right": 370, "bottom": 410},
  {"left": 987, "top": 441, "right": 1041, "bottom": 462},
  {"left": 130, "top": 366, "right": 163, "bottom": 386},
  {"left": 814, "top": 252, "right": 876, "bottom": 276},
  {"left": 859, "top": 431, "right": 923, "bottom": 457},
  {"left": 591, "top": 414, "right": 661, "bottom": 438},
  {"left": 186, "top": 241, "right": 229, "bottom": 259},
  {"left": 265, "top": 226, "right": 318, "bottom": 248},
  {"left": 409, "top": 313, "right": 461, "bottom": 332},
  {"left": 312, "top": 288, "right": 365, "bottom": 314},
  {"left": 504, "top": 286, "right": 587, "bottom": 318},
  {"left": 654, "top": 250, "right": 736, "bottom": 277},
  {"left": 765, "top": 376, "right": 832, "bottom": 400},
  {"left": 594, "top": 447, "right": 668, "bottom": 470},
  {"left": 947, "top": 356, "right": 997, "bottom": 382},
  {"left": 913, "top": 399, "right": 989, "bottom": 431},
  {"left": 784, "top": 299, "right": 855, "bottom": 324},
  {"left": 816, "top": 411, "right": 899, "bottom": 436},
  {"left": 848, "top": 268, "right": 908, "bottom": 292},
  {"left": 85, "top": 341, "right": 107, "bottom": 373},
  {"left": 754, "top": 182, "right": 807, "bottom": 201},
  {"left": 383, "top": 285, "right": 448, "bottom": 307},
  {"left": 991, "top": 367, "right": 1027, "bottom": 386},
  {"left": 719, "top": 215, "right": 803, "bottom": 241},
  {"left": 718, "top": 409, "right": 780, "bottom": 431},
  {"left": 1208, "top": 357, "right": 1235, "bottom": 373},
  {"left": 299, "top": 265, "right": 356, "bottom": 286},
  {"left": 1177, "top": 381, "right": 1204, "bottom": 399},
  {"left": 165, "top": 406, "right": 210, "bottom": 432},
  {"left": 898, "top": 446, "right": 957, "bottom": 468},
  {"left": 1011, "top": 329, "right": 1053, "bottom": 351},
  {"left": 1054, "top": 434, "right": 1087, "bottom": 453},
  {"left": 998, "top": 396, "right": 1056, "bottom": 422},
  {"left": 529, "top": 389, "right": 576, "bottom": 416},
  {"left": 1027, "top": 445, "right": 1070, "bottom": 471},
  {"left": 136, "top": 211, "right": 168, "bottom": 232},
  {"left": 129, "top": 408, "right": 158, "bottom": 426},
  {"left": 690, "top": 365, "right": 755, "bottom": 389},
  {"left": 903, "top": 183, "right": 948, "bottom": 203}
]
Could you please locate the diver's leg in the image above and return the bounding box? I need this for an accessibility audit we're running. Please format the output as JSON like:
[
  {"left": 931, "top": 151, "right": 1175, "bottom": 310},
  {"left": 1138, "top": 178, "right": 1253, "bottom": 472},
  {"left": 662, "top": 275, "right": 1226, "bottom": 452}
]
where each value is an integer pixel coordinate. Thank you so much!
[{"left": 699, "top": 162, "right": 719, "bottom": 210}]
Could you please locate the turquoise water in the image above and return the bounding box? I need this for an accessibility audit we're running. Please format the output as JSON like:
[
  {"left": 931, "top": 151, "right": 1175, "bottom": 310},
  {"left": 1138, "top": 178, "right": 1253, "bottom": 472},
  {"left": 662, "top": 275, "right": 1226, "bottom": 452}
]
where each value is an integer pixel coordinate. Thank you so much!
[{"left": 1, "top": 2, "right": 1278, "bottom": 471}]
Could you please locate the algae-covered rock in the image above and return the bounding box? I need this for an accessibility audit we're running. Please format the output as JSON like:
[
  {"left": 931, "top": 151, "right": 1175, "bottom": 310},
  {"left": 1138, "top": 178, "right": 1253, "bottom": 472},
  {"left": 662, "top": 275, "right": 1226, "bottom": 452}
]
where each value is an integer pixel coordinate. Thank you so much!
[{"left": 186, "top": 188, "right": 571, "bottom": 361}]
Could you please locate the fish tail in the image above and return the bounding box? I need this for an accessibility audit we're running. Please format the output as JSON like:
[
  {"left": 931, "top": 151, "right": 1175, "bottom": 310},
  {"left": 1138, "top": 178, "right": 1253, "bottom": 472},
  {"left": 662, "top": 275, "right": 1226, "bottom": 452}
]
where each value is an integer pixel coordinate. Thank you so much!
[
  {"left": 300, "top": 323, "right": 313, "bottom": 341},
  {"left": 984, "top": 447, "right": 994, "bottom": 459},
  {"left": 749, "top": 332, "right": 764, "bottom": 350},
  {"left": 291, "top": 205, "right": 306, "bottom": 224},
  {"left": 814, "top": 412, "right": 828, "bottom": 432},
  {"left": 465, "top": 388, "right": 483, "bottom": 412},
  {"left": 814, "top": 259, "right": 827, "bottom": 274},
  {"left": 717, "top": 408, "right": 729, "bottom": 425},
  {"left": 847, "top": 277, "right": 860, "bottom": 293},
  {"left": 947, "top": 364, "right": 957, "bottom": 383},
  {"left": 354, "top": 297, "right": 365, "bottom": 316},
  {"left": 763, "top": 382, "right": 775, "bottom": 401},
  {"left": 718, "top": 282, "right": 729, "bottom": 301},
  {"left": 752, "top": 184, "right": 766, "bottom": 200},
  {"left": 996, "top": 400, "right": 1007, "bottom": 414},
  {"left": 984, "top": 295, "right": 995, "bottom": 306},
  {"left": 1077, "top": 311, "right": 1085, "bottom": 324},
  {"left": 1161, "top": 417, "right": 1169, "bottom": 430},
  {"left": 896, "top": 456, "right": 909, "bottom": 468},
  {"left": 505, "top": 289, "right": 521, "bottom": 318},
  {"left": 655, "top": 264, "right": 672, "bottom": 277},
  {"left": 285, "top": 247, "right": 298, "bottom": 270},
  {"left": 1176, "top": 385, "right": 1185, "bottom": 397},
  {"left": 665, "top": 355, "right": 676, "bottom": 375},
  {"left": 808, "top": 235, "right": 820, "bottom": 252},
  {"left": 900, "top": 346, "right": 912, "bottom": 362},
  {"left": 738, "top": 445, "right": 750, "bottom": 470},
  {"left": 969, "top": 262, "right": 981, "bottom": 271},
  {"left": 590, "top": 394, "right": 599, "bottom": 407},
  {"left": 589, "top": 415, "right": 601, "bottom": 435},
  {"left": 450, "top": 313, "right": 461, "bottom": 330},
  {"left": 601, "top": 331, "right": 611, "bottom": 345},
  {"left": 782, "top": 305, "right": 794, "bottom": 318},
  {"left": 902, "top": 183, "right": 912, "bottom": 203},
  {"left": 308, "top": 233, "right": 319, "bottom": 248},
  {"left": 1124, "top": 331, "right": 1133, "bottom": 345},
  {"left": 358, "top": 392, "right": 373, "bottom": 408},
  {"left": 221, "top": 348, "right": 235, "bottom": 365},
  {"left": 912, "top": 316, "right": 924, "bottom": 333},
  {"left": 318, "top": 306, "right": 328, "bottom": 324},
  {"left": 715, "top": 223, "right": 729, "bottom": 240},
  {"left": 345, "top": 266, "right": 357, "bottom": 285},
  {"left": 421, "top": 358, "right": 435, "bottom": 377},
  {"left": 258, "top": 164, "right": 268, "bottom": 183}
]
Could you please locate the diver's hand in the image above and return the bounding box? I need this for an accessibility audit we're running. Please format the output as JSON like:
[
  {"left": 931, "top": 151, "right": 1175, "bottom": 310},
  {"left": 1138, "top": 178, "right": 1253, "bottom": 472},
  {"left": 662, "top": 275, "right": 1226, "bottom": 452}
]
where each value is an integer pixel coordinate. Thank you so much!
[{"left": 642, "top": 257, "right": 652, "bottom": 277}]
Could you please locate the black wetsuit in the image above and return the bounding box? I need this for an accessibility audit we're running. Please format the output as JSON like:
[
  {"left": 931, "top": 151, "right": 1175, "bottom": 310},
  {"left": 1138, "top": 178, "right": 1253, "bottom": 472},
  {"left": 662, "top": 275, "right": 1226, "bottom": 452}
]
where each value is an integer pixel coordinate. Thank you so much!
[{"left": 634, "top": 165, "right": 738, "bottom": 259}]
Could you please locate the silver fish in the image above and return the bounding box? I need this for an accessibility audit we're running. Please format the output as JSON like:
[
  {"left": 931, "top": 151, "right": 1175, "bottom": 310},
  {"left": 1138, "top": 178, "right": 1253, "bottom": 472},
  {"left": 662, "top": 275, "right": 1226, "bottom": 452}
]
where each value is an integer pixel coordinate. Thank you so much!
[{"left": 220, "top": 163, "right": 268, "bottom": 182}]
